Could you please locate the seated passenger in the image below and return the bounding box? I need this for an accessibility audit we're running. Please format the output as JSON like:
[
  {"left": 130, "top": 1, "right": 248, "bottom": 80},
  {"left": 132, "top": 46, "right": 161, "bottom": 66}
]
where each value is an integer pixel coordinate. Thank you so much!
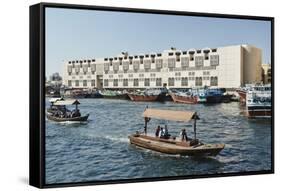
[
  {"left": 159, "top": 127, "right": 165, "bottom": 138},
  {"left": 155, "top": 126, "right": 161, "bottom": 137},
  {"left": 180, "top": 129, "right": 188, "bottom": 141},
  {"left": 163, "top": 125, "right": 171, "bottom": 139},
  {"left": 76, "top": 109, "right": 81, "bottom": 117}
]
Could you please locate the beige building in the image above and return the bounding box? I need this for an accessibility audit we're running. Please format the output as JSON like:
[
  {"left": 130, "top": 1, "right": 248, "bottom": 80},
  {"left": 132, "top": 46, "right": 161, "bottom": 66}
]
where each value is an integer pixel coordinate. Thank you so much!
[
  {"left": 63, "top": 44, "right": 262, "bottom": 89},
  {"left": 262, "top": 63, "right": 271, "bottom": 84}
]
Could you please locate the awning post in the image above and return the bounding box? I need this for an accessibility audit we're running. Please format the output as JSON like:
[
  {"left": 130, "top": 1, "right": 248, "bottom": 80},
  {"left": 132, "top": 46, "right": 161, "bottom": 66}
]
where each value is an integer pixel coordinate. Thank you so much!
[
  {"left": 144, "top": 117, "right": 150, "bottom": 135},
  {"left": 193, "top": 112, "right": 197, "bottom": 140}
]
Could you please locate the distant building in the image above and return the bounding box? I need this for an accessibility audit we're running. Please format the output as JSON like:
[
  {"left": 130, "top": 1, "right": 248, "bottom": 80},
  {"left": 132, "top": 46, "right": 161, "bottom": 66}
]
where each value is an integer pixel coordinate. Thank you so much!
[
  {"left": 63, "top": 44, "right": 262, "bottom": 89},
  {"left": 48, "top": 72, "right": 62, "bottom": 87},
  {"left": 261, "top": 63, "right": 271, "bottom": 84}
]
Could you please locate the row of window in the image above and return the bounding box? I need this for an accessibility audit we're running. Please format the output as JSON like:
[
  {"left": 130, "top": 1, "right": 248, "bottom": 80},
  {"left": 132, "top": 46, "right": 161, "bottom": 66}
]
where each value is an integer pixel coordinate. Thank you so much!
[
  {"left": 103, "top": 76, "right": 218, "bottom": 87},
  {"left": 67, "top": 49, "right": 218, "bottom": 64},
  {"left": 68, "top": 80, "right": 95, "bottom": 87},
  {"left": 67, "top": 55, "right": 219, "bottom": 75},
  {"left": 103, "top": 55, "right": 219, "bottom": 72},
  {"left": 106, "top": 71, "right": 211, "bottom": 79}
]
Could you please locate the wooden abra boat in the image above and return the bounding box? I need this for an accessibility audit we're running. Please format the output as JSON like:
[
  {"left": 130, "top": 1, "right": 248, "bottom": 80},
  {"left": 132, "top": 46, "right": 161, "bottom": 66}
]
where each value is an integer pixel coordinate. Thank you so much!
[
  {"left": 128, "top": 108, "right": 225, "bottom": 157},
  {"left": 47, "top": 114, "right": 89, "bottom": 122},
  {"left": 127, "top": 93, "right": 159, "bottom": 102},
  {"left": 129, "top": 134, "right": 224, "bottom": 156},
  {"left": 46, "top": 98, "right": 90, "bottom": 122},
  {"left": 170, "top": 92, "right": 198, "bottom": 104}
]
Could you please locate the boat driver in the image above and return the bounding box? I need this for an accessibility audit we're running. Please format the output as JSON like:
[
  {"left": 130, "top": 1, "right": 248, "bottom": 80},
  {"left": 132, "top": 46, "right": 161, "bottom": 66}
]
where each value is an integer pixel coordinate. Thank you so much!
[{"left": 180, "top": 129, "right": 188, "bottom": 141}]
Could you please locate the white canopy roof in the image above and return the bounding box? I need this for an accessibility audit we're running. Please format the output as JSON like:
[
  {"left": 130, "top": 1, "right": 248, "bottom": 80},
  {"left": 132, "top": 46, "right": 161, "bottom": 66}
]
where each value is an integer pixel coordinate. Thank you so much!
[
  {"left": 53, "top": 99, "right": 80, "bottom": 106},
  {"left": 143, "top": 108, "right": 197, "bottom": 122}
]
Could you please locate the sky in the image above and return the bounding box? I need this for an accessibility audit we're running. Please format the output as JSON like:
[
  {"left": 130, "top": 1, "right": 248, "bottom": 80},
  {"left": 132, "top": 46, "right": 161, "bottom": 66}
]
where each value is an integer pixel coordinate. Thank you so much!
[{"left": 46, "top": 7, "right": 271, "bottom": 77}]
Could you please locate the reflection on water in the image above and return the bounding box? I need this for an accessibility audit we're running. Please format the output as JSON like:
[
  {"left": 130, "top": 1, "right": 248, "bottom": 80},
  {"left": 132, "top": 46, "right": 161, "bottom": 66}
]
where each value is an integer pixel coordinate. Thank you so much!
[{"left": 45, "top": 99, "right": 272, "bottom": 184}]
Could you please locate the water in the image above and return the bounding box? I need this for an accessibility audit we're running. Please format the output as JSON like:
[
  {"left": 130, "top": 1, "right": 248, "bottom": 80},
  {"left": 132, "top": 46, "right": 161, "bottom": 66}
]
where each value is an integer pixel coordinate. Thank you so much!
[{"left": 45, "top": 99, "right": 272, "bottom": 184}]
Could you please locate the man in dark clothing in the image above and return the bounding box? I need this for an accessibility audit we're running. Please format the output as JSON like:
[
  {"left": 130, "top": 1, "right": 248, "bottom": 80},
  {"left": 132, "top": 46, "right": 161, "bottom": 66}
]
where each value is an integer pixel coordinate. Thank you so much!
[
  {"left": 180, "top": 129, "right": 188, "bottom": 141},
  {"left": 155, "top": 126, "right": 161, "bottom": 137}
]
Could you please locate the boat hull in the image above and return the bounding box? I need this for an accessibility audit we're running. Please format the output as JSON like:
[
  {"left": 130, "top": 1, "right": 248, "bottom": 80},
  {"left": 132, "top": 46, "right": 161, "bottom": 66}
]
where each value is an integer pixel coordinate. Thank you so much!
[
  {"left": 47, "top": 113, "right": 89, "bottom": 122},
  {"left": 236, "top": 89, "right": 247, "bottom": 103},
  {"left": 127, "top": 94, "right": 159, "bottom": 102},
  {"left": 170, "top": 93, "right": 198, "bottom": 104},
  {"left": 129, "top": 134, "right": 224, "bottom": 156},
  {"left": 206, "top": 95, "right": 223, "bottom": 103},
  {"left": 102, "top": 94, "right": 129, "bottom": 100},
  {"left": 246, "top": 106, "right": 271, "bottom": 118}
]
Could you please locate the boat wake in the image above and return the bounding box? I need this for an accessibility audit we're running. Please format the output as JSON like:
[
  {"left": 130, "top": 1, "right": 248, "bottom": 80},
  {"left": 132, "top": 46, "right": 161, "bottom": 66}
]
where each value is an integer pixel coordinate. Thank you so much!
[
  {"left": 104, "top": 135, "right": 129, "bottom": 143},
  {"left": 46, "top": 118, "right": 89, "bottom": 125},
  {"left": 131, "top": 144, "right": 189, "bottom": 159}
]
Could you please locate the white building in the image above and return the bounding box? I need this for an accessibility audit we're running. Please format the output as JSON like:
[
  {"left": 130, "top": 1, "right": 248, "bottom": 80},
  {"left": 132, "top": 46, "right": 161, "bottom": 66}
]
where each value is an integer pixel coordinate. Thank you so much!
[{"left": 63, "top": 44, "right": 262, "bottom": 89}]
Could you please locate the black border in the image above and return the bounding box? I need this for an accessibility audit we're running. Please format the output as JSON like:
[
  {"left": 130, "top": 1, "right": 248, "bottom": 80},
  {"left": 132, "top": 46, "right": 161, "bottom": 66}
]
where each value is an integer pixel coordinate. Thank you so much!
[{"left": 29, "top": 2, "right": 275, "bottom": 189}]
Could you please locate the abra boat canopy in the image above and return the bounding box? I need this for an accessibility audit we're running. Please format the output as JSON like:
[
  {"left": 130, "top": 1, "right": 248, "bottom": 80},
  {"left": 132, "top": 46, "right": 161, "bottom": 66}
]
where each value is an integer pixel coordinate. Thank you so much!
[{"left": 143, "top": 108, "right": 200, "bottom": 139}]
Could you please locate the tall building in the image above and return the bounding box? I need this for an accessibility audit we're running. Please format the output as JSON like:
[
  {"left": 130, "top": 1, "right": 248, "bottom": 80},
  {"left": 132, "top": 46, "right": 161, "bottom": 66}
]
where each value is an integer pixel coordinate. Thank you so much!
[
  {"left": 63, "top": 44, "right": 262, "bottom": 89},
  {"left": 262, "top": 63, "right": 271, "bottom": 84}
]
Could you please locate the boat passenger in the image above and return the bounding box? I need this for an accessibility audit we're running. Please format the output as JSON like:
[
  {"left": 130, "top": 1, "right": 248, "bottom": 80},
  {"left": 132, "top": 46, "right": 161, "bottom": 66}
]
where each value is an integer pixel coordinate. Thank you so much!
[
  {"left": 77, "top": 109, "right": 81, "bottom": 117},
  {"left": 71, "top": 109, "right": 81, "bottom": 117},
  {"left": 159, "top": 127, "right": 165, "bottom": 138},
  {"left": 163, "top": 125, "right": 171, "bottom": 139},
  {"left": 180, "top": 128, "right": 188, "bottom": 141},
  {"left": 155, "top": 126, "right": 161, "bottom": 137}
]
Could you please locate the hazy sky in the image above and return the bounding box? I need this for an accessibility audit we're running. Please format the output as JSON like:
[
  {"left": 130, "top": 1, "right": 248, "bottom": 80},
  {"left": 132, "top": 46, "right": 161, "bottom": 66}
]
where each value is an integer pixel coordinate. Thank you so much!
[{"left": 46, "top": 7, "right": 271, "bottom": 77}]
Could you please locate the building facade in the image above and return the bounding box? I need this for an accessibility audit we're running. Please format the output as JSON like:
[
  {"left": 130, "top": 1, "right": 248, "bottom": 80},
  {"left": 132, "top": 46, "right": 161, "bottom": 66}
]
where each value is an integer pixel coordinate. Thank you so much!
[{"left": 63, "top": 45, "right": 262, "bottom": 89}]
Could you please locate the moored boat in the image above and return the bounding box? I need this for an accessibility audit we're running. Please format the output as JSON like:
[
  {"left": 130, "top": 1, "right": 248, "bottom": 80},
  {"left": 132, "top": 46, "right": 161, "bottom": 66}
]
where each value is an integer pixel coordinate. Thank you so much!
[
  {"left": 245, "top": 85, "right": 271, "bottom": 118},
  {"left": 100, "top": 90, "right": 129, "bottom": 99},
  {"left": 236, "top": 84, "right": 253, "bottom": 103},
  {"left": 47, "top": 114, "right": 89, "bottom": 122},
  {"left": 205, "top": 88, "right": 225, "bottom": 103},
  {"left": 170, "top": 91, "right": 198, "bottom": 104},
  {"left": 127, "top": 88, "right": 167, "bottom": 102},
  {"left": 46, "top": 98, "right": 90, "bottom": 122},
  {"left": 63, "top": 88, "right": 102, "bottom": 98},
  {"left": 127, "top": 93, "right": 159, "bottom": 102},
  {"left": 191, "top": 88, "right": 207, "bottom": 103},
  {"left": 128, "top": 108, "right": 225, "bottom": 157}
]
